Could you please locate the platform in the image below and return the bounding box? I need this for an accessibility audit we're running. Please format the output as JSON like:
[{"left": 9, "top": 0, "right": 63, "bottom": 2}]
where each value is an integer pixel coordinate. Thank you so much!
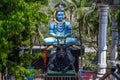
[{"left": 47, "top": 69, "right": 76, "bottom": 76}]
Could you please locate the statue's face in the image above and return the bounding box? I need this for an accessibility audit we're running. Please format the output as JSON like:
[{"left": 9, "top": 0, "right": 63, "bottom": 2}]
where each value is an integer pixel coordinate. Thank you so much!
[{"left": 56, "top": 11, "right": 65, "bottom": 22}]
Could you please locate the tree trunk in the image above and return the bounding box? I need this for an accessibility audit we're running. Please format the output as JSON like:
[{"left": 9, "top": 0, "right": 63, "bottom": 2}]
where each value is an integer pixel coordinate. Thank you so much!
[
  {"left": 70, "top": 12, "right": 72, "bottom": 23},
  {"left": 78, "top": 19, "right": 82, "bottom": 46},
  {"left": 0, "top": 72, "right": 2, "bottom": 80}
]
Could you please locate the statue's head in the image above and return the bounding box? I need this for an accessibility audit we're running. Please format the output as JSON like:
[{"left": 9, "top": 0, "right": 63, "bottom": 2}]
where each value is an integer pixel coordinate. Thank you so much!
[
  {"left": 54, "top": 5, "right": 66, "bottom": 22},
  {"left": 55, "top": 11, "right": 65, "bottom": 22}
]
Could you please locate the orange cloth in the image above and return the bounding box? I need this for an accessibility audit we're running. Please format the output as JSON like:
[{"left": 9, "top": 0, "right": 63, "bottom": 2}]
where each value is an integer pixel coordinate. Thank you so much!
[{"left": 43, "top": 48, "right": 47, "bottom": 67}]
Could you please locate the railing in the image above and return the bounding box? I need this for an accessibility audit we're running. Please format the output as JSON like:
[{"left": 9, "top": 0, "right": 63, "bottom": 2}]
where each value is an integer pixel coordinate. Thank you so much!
[
  {"left": 44, "top": 75, "right": 79, "bottom": 80},
  {"left": 34, "top": 74, "right": 80, "bottom": 80},
  {"left": 34, "top": 72, "right": 96, "bottom": 80}
]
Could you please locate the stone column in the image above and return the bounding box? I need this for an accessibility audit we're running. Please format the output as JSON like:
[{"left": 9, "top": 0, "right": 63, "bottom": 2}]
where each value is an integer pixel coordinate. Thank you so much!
[
  {"left": 110, "top": 5, "right": 118, "bottom": 80},
  {"left": 96, "top": 4, "right": 109, "bottom": 79},
  {"left": 110, "top": 5, "right": 118, "bottom": 68}
]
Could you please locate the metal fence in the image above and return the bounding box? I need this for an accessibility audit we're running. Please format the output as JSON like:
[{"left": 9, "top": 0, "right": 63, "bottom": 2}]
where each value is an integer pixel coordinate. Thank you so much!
[
  {"left": 44, "top": 76, "right": 79, "bottom": 80},
  {"left": 35, "top": 75, "right": 80, "bottom": 80}
]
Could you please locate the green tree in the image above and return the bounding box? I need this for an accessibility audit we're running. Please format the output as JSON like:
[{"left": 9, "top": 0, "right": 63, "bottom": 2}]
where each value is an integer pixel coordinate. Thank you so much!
[
  {"left": 63, "top": 0, "right": 97, "bottom": 45},
  {"left": 0, "top": 0, "right": 48, "bottom": 79}
]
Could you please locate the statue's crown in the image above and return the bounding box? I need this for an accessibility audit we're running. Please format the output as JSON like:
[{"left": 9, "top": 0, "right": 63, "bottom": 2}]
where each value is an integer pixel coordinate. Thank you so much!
[
  {"left": 55, "top": 4, "right": 64, "bottom": 11},
  {"left": 53, "top": 4, "right": 66, "bottom": 18}
]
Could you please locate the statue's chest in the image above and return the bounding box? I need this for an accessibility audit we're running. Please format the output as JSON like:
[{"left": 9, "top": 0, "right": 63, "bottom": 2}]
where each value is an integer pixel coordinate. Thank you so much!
[{"left": 55, "top": 24, "right": 66, "bottom": 32}]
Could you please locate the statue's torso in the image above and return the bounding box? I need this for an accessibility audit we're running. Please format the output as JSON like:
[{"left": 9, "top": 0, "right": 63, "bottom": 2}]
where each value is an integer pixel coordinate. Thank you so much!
[
  {"left": 44, "top": 21, "right": 77, "bottom": 45},
  {"left": 54, "top": 23, "right": 67, "bottom": 36}
]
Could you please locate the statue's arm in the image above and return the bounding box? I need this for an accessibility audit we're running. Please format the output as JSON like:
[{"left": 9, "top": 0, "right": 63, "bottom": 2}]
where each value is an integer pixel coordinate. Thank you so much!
[
  {"left": 49, "top": 22, "right": 56, "bottom": 37},
  {"left": 65, "top": 22, "right": 72, "bottom": 37}
]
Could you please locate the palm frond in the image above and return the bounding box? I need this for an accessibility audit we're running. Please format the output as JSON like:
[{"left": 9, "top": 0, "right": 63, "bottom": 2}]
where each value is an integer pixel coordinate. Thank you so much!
[
  {"left": 80, "top": 0, "right": 87, "bottom": 7},
  {"left": 66, "top": 0, "right": 77, "bottom": 8}
]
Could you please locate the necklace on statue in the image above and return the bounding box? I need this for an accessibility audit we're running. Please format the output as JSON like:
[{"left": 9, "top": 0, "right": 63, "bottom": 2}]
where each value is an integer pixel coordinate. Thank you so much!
[{"left": 56, "top": 23, "right": 65, "bottom": 32}]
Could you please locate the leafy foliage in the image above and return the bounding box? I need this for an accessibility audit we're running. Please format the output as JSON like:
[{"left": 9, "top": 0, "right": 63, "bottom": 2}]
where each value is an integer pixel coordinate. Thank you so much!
[
  {"left": 0, "top": 0, "right": 48, "bottom": 79},
  {"left": 83, "top": 52, "right": 98, "bottom": 71}
]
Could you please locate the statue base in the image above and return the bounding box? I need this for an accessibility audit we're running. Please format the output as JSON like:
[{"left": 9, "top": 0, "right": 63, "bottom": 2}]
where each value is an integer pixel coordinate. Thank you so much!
[{"left": 47, "top": 69, "right": 76, "bottom": 76}]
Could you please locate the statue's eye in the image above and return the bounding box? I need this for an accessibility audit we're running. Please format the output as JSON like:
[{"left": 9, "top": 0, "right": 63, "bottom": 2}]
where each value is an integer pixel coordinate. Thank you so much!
[
  {"left": 57, "top": 14, "right": 60, "bottom": 16},
  {"left": 61, "top": 14, "right": 63, "bottom": 16}
]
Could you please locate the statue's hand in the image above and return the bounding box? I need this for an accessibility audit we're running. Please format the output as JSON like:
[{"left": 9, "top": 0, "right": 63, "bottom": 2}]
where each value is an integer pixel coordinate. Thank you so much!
[{"left": 56, "top": 35, "right": 65, "bottom": 38}]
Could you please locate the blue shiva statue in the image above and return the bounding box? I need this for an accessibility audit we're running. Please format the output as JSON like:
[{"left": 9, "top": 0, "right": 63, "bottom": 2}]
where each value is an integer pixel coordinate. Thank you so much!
[{"left": 44, "top": 6, "right": 77, "bottom": 45}]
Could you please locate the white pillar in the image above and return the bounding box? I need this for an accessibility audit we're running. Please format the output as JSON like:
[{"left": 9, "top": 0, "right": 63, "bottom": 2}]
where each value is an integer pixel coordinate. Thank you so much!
[
  {"left": 96, "top": 4, "right": 109, "bottom": 79},
  {"left": 110, "top": 5, "right": 118, "bottom": 80},
  {"left": 110, "top": 5, "right": 118, "bottom": 67}
]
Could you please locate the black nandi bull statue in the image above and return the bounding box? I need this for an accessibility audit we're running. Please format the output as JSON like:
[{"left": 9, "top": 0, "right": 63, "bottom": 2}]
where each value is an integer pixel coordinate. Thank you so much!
[{"left": 47, "top": 38, "right": 75, "bottom": 72}]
